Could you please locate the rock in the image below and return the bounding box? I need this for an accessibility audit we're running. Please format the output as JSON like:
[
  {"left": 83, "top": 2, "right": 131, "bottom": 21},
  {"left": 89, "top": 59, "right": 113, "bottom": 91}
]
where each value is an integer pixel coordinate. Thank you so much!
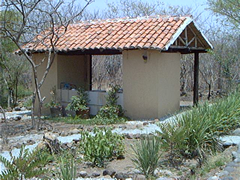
[
  {"left": 217, "top": 170, "right": 229, "bottom": 177},
  {"left": 155, "top": 169, "right": 173, "bottom": 177},
  {"left": 73, "top": 139, "right": 80, "bottom": 143},
  {"left": 27, "top": 139, "right": 35, "bottom": 144},
  {"left": 67, "top": 142, "right": 74, "bottom": 148},
  {"left": 134, "top": 174, "right": 146, "bottom": 180},
  {"left": 6, "top": 107, "right": 12, "bottom": 112},
  {"left": 221, "top": 177, "right": 234, "bottom": 180},
  {"left": 207, "top": 176, "right": 219, "bottom": 180},
  {"left": 115, "top": 172, "right": 129, "bottom": 179},
  {"left": 43, "top": 132, "right": 61, "bottom": 153},
  {"left": 103, "top": 175, "right": 112, "bottom": 179},
  {"left": 134, "top": 134, "right": 141, "bottom": 139},
  {"left": 14, "top": 107, "right": 21, "bottom": 111},
  {"left": 220, "top": 136, "right": 240, "bottom": 146},
  {"left": 70, "top": 128, "right": 80, "bottom": 134},
  {"left": 79, "top": 171, "right": 87, "bottom": 178},
  {"left": 44, "top": 132, "right": 57, "bottom": 141},
  {"left": 224, "top": 166, "right": 235, "bottom": 173},
  {"left": 78, "top": 125, "right": 84, "bottom": 130},
  {"left": 227, "top": 161, "right": 239, "bottom": 167},
  {"left": 136, "top": 124, "right": 143, "bottom": 129},
  {"left": 119, "top": 125, "right": 127, "bottom": 129},
  {"left": 14, "top": 116, "right": 22, "bottom": 121},
  {"left": 103, "top": 169, "right": 116, "bottom": 177},
  {"left": 21, "top": 107, "right": 27, "bottom": 111},
  {"left": 15, "top": 143, "right": 23, "bottom": 149},
  {"left": 117, "top": 154, "right": 125, "bottom": 160},
  {"left": 232, "top": 128, "right": 240, "bottom": 136},
  {"left": 156, "top": 178, "right": 173, "bottom": 180},
  {"left": 21, "top": 115, "right": 29, "bottom": 121},
  {"left": 143, "top": 122, "right": 149, "bottom": 126},
  {"left": 87, "top": 127, "right": 93, "bottom": 132},
  {"left": 232, "top": 151, "right": 240, "bottom": 160},
  {"left": 60, "top": 131, "right": 68, "bottom": 136},
  {"left": 125, "top": 133, "right": 134, "bottom": 139},
  {"left": 131, "top": 168, "right": 141, "bottom": 174},
  {"left": 154, "top": 119, "right": 159, "bottom": 122},
  {"left": 92, "top": 172, "right": 100, "bottom": 177},
  {"left": 36, "top": 141, "right": 46, "bottom": 150}
]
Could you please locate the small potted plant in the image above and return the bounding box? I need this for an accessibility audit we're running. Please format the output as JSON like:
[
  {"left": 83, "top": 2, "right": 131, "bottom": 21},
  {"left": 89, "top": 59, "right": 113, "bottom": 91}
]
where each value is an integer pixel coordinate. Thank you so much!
[
  {"left": 45, "top": 86, "right": 62, "bottom": 117},
  {"left": 66, "top": 88, "right": 89, "bottom": 119}
]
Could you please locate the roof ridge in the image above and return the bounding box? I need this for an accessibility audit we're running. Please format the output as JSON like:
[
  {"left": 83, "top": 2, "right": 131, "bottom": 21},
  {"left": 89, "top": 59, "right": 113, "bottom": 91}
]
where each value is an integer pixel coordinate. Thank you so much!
[{"left": 72, "top": 15, "right": 191, "bottom": 26}]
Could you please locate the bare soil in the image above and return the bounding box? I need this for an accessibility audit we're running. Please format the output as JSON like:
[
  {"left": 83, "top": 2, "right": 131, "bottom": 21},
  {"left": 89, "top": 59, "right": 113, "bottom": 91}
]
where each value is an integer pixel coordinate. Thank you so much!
[{"left": 0, "top": 118, "right": 239, "bottom": 180}]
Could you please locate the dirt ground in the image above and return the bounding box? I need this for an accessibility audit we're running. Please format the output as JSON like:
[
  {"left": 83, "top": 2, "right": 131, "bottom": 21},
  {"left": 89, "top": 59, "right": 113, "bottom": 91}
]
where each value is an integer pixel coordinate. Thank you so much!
[{"left": 1, "top": 117, "right": 239, "bottom": 180}]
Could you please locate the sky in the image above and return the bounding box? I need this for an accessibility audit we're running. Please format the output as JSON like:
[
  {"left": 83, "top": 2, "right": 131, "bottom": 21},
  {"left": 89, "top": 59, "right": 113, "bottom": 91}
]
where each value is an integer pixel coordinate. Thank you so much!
[
  {"left": 86, "top": 0, "right": 210, "bottom": 15},
  {"left": 84, "top": 0, "right": 216, "bottom": 31}
]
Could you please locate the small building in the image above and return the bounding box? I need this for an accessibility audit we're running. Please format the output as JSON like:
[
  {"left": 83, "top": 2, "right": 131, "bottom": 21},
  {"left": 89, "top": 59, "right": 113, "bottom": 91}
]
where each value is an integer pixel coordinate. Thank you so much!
[{"left": 24, "top": 15, "right": 212, "bottom": 119}]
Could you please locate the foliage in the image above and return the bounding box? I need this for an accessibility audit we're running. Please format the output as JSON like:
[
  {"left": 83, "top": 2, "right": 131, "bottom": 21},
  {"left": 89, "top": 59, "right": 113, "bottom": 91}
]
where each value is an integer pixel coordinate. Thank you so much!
[
  {"left": 45, "top": 86, "right": 61, "bottom": 108},
  {"left": 106, "top": 84, "right": 120, "bottom": 106},
  {"left": 54, "top": 157, "right": 76, "bottom": 180},
  {"left": 208, "top": 0, "right": 240, "bottom": 28},
  {"left": 66, "top": 88, "right": 89, "bottom": 111},
  {"left": 0, "top": 146, "right": 49, "bottom": 180},
  {"left": 96, "top": 105, "right": 120, "bottom": 119},
  {"left": 79, "top": 127, "right": 124, "bottom": 167},
  {"left": 157, "top": 91, "right": 240, "bottom": 164},
  {"left": 17, "top": 85, "right": 32, "bottom": 99},
  {"left": 94, "top": 85, "right": 125, "bottom": 124},
  {"left": 131, "top": 135, "right": 161, "bottom": 178},
  {"left": 49, "top": 115, "right": 127, "bottom": 125}
]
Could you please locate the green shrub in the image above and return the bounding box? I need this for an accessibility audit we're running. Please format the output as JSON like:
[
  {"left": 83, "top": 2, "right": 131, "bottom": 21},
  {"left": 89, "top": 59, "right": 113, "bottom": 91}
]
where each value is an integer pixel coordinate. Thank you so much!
[
  {"left": 131, "top": 135, "right": 161, "bottom": 178},
  {"left": 157, "top": 91, "right": 240, "bottom": 164},
  {"left": 94, "top": 85, "right": 125, "bottom": 124},
  {"left": 17, "top": 85, "right": 32, "bottom": 99},
  {"left": 0, "top": 146, "right": 49, "bottom": 179},
  {"left": 106, "top": 84, "right": 120, "bottom": 106},
  {"left": 79, "top": 127, "right": 124, "bottom": 167},
  {"left": 66, "top": 87, "right": 89, "bottom": 112}
]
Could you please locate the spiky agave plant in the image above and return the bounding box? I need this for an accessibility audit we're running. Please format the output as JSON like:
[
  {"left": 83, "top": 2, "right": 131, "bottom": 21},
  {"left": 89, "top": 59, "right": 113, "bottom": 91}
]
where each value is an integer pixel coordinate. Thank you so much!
[
  {"left": 54, "top": 157, "right": 76, "bottom": 180},
  {"left": 131, "top": 135, "right": 161, "bottom": 178},
  {"left": 0, "top": 146, "right": 49, "bottom": 180}
]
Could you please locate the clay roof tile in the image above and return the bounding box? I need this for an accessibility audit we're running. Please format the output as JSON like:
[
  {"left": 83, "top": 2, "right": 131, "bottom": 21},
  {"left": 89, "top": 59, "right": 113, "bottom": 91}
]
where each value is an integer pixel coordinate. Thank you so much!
[{"left": 20, "top": 15, "right": 211, "bottom": 52}]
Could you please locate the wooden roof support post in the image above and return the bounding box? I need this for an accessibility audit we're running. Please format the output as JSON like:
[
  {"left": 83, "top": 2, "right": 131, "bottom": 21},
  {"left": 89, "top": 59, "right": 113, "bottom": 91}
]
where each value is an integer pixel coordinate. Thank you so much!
[{"left": 193, "top": 52, "right": 199, "bottom": 105}]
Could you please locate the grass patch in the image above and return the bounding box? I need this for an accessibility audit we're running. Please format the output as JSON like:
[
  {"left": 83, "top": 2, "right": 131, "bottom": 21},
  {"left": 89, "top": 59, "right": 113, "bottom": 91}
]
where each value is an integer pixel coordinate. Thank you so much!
[
  {"left": 47, "top": 116, "right": 127, "bottom": 125},
  {"left": 198, "top": 151, "right": 231, "bottom": 177},
  {"left": 158, "top": 90, "right": 240, "bottom": 165}
]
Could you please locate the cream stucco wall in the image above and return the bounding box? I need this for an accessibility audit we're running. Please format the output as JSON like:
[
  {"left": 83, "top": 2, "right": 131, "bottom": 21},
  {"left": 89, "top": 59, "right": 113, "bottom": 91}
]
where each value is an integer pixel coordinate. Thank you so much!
[
  {"left": 57, "top": 55, "right": 90, "bottom": 90},
  {"left": 33, "top": 53, "right": 90, "bottom": 115},
  {"left": 123, "top": 50, "right": 180, "bottom": 119},
  {"left": 33, "top": 50, "right": 180, "bottom": 118},
  {"left": 32, "top": 53, "right": 58, "bottom": 115}
]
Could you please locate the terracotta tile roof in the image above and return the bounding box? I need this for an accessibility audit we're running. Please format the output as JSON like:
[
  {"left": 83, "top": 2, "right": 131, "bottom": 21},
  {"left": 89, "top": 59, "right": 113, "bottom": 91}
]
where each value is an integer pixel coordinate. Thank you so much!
[{"left": 21, "top": 15, "right": 211, "bottom": 53}]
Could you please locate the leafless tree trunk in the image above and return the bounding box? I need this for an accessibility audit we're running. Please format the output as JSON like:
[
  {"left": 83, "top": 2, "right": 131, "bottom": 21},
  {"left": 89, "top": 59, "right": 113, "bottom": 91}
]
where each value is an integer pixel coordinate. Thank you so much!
[{"left": 1, "top": 0, "right": 92, "bottom": 129}]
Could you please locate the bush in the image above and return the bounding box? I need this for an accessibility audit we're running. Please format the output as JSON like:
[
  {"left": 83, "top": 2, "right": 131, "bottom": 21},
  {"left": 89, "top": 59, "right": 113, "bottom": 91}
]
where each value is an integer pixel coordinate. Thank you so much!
[
  {"left": 66, "top": 87, "right": 89, "bottom": 112},
  {"left": 0, "top": 146, "right": 49, "bottom": 179},
  {"left": 94, "top": 85, "right": 125, "bottom": 124},
  {"left": 157, "top": 91, "right": 240, "bottom": 164},
  {"left": 79, "top": 127, "right": 124, "bottom": 167},
  {"left": 17, "top": 85, "right": 32, "bottom": 99},
  {"left": 131, "top": 135, "right": 161, "bottom": 178}
]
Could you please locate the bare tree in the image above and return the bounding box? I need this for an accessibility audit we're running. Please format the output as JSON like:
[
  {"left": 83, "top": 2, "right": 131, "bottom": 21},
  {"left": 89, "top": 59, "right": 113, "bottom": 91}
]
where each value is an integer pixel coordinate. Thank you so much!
[{"left": 1, "top": 0, "right": 92, "bottom": 129}]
